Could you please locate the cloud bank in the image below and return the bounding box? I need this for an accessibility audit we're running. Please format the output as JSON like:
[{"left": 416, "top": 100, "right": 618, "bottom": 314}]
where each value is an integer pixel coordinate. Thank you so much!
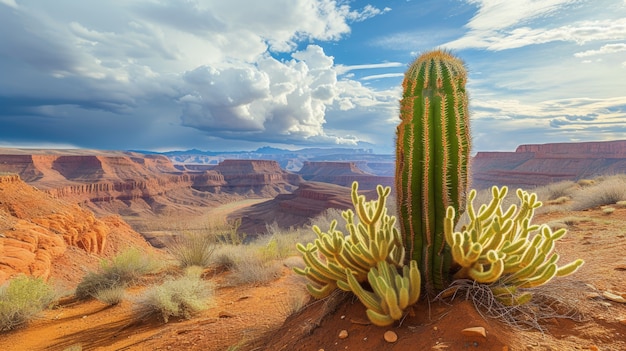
[{"left": 0, "top": 0, "right": 397, "bottom": 151}]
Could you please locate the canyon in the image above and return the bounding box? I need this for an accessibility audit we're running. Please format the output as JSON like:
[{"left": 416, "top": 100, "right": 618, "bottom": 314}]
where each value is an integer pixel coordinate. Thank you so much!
[
  {"left": 1, "top": 139, "right": 626, "bottom": 241},
  {"left": 471, "top": 139, "right": 626, "bottom": 189}
]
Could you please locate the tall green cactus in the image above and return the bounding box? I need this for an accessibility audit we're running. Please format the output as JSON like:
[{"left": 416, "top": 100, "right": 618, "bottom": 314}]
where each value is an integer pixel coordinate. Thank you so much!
[{"left": 395, "top": 49, "right": 471, "bottom": 294}]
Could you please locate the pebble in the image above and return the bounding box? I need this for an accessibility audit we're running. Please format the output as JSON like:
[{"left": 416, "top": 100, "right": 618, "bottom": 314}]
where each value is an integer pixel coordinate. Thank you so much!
[
  {"left": 461, "top": 326, "right": 487, "bottom": 338},
  {"left": 384, "top": 330, "right": 398, "bottom": 343},
  {"left": 338, "top": 330, "right": 349, "bottom": 339},
  {"left": 603, "top": 291, "right": 626, "bottom": 303},
  {"left": 619, "top": 318, "right": 626, "bottom": 325}
]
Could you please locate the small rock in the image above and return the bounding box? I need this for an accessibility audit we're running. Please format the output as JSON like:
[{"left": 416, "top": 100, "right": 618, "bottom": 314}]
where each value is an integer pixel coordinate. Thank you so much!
[
  {"left": 461, "top": 326, "right": 487, "bottom": 338},
  {"left": 218, "top": 311, "right": 236, "bottom": 318},
  {"left": 384, "top": 330, "right": 398, "bottom": 343},
  {"left": 338, "top": 330, "right": 349, "bottom": 339},
  {"left": 588, "top": 345, "right": 599, "bottom": 351},
  {"left": 619, "top": 318, "right": 626, "bottom": 325}
]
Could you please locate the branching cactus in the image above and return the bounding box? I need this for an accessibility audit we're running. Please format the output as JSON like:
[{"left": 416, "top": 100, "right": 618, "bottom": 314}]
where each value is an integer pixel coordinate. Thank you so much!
[
  {"left": 444, "top": 186, "right": 585, "bottom": 305},
  {"left": 347, "top": 260, "right": 420, "bottom": 326},
  {"left": 294, "top": 182, "right": 406, "bottom": 299},
  {"left": 396, "top": 49, "right": 471, "bottom": 294}
]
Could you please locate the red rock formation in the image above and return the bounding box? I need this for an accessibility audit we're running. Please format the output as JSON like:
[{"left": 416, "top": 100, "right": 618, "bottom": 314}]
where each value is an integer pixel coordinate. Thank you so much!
[
  {"left": 516, "top": 140, "right": 626, "bottom": 156},
  {"left": 230, "top": 181, "right": 378, "bottom": 235},
  {"left": 212, "top": 160, "right": 302, "bottom": 196},
  {"left": 0, "top": 174, "right": 110, "bottom": 283},
  {"left": 472, "top": 140, "right": 626, "bottom": 189},
  {"left": 298, "top": 161, "right": 392, "bottom": 189}
]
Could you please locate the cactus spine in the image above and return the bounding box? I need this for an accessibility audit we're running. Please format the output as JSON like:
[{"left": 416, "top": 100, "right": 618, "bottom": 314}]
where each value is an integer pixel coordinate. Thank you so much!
[{"left": 395, "top": 49, "right": 471, "bottom": 294}]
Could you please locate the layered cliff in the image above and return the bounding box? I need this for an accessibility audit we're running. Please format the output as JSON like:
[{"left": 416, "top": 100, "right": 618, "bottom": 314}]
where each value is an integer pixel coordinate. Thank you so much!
[
  {"left": 230, "top": 181, "right": 377, "bottom": 235},
  {"left": 212, "top": 160, "right": 302, "bottom": 196},
  {"left": 298, "top": 161, "right": 393, "bottom": 189},
  {"left": 472, "top": 140, "right": 626, "bottom": 189}
]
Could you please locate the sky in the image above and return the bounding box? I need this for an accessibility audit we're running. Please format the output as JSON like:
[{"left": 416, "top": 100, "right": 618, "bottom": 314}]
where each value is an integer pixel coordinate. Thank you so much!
[{"left": 1, "top": 0, "right": 625, "bottom": 154}]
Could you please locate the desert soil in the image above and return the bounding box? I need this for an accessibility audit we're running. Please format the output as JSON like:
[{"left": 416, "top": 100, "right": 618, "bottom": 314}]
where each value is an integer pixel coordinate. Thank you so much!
[{"left": 1, "top": 206, "right": 626, "bottom": 350}]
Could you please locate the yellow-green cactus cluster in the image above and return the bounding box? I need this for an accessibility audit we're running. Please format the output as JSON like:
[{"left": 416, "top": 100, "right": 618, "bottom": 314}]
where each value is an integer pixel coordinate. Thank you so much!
[
  {"left": 294, "top": 182, "right": 405, "bottom": 298},
  {"left": 444, "top": 186, "right": 584, "bottom": 304},
  {"left": 294, "top": 182, "right": 420, "bottom": 325},
  {"left": 347, "top": 260, "right": 420, "bottom": 326}
]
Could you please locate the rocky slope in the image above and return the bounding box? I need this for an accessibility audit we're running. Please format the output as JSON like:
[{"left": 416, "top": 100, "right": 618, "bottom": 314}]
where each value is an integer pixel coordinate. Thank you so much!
[
  {"left": 298, "top": 161, "right": 393, "bottom": 189},
  {"left": 0, "top": 174, "right": 155, "bottom": 285},
  {"left": 471, "top": 140, "right": 626, "bottom": 189},
  {"left": 230, "top": 181, "right": 379, "bottom": 235}
]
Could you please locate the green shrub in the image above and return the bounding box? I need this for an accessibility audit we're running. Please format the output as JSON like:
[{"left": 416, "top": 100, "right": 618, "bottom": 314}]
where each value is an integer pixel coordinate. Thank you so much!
[
  {"left": 75, "top": 248, "right": 160, "bottom": 300},
  {"left": 0, "top": 275, "right": 57, "bottom": 331},
  {"left": 168, "top": 232, "right": 217, "bottom": 268},
  {"left": 135, "top": 274, "right": 214, "bottom": 322}
]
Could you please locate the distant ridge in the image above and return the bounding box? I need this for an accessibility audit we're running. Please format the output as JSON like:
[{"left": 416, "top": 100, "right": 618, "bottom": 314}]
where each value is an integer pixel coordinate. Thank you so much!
[{"left": 472, "top": 139, "right": 626, "bottom": 189}]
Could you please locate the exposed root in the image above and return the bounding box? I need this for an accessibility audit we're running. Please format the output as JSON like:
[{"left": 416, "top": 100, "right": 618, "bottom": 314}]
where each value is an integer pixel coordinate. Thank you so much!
[{"left": 437, "top": 279, "right": 585, "bottom": 332}]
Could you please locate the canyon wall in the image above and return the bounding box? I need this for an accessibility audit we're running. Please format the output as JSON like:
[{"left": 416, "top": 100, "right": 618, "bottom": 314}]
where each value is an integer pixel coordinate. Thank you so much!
[
  {"left": 472, "top": 140, "right": 626, "bottom": 189},
  {"left": 230, "top": 181, "right": 378, "bottom": 235},
  {"left": 298, "top": 161, "right": 393, "bottom": 189}
]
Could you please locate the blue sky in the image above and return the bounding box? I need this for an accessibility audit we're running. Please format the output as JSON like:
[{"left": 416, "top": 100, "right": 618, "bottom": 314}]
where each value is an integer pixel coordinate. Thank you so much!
[{"left": 1, "top": 0, "right": 625, "bottom": 153}]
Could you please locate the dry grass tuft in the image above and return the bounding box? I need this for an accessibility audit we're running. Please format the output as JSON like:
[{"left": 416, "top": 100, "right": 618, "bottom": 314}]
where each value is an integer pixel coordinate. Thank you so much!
[
  {"left": 135, "top": 273, "right": 214, "bottom": 323},
  {"left": 570, "top": 175, "right": 626, "bottom": 211},
  {"left": 167, "top": 232, "right": 217, "bottom": 268}
]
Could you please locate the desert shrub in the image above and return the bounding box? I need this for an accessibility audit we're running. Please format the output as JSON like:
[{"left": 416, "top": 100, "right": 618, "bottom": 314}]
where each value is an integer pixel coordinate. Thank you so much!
[
  {"left": 75, "top": 248, "right": 160, "bottom": 300},
  {"left": 533, "top": 180, "right": 577, "bottom": 201},
  {"left": 0, "top": 275, "right": 57, "bottom": 331},
  {"left": 577, "top": 179, "right": 596, "bottom": 187},
  {"left": 168, "top": 232, "right": 217, "bottom": 268},
  {"left": 602, "top": 207, "right": 616, "bottom": 215},
  {"left": 570, "top": 175, "right": 626, "bottom": 211},
  {"left": 256, "top": 225, "right": 307, "bottom": 261},
  {"left": 307, "top": 207, "right": 345, "bottom": 232},
  {"left": 93, "top": 286, "right": 125, "bottom": 305},
  {"left": 135, "top": 273, "right": 214, "bottom": 322},
  {"left": 616, "top": 200, "right": 626, "bottom": 208},
  {"left": 218, "top": 248, "right": 282, "bottom": 286},
  {"left": 214, "top": 218, "right": 247, "bottom": 245}
]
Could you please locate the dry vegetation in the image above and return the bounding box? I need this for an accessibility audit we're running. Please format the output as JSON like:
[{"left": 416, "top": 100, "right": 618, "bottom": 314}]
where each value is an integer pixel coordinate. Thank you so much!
[{"left": 2, "top": 175, "right": 626, "bottom": 350}]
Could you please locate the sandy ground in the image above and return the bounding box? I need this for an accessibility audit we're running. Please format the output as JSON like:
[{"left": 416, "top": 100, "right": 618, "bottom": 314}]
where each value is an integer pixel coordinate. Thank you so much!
[{"left": 1, "top": 203, "right": 626, "bottom": 350}]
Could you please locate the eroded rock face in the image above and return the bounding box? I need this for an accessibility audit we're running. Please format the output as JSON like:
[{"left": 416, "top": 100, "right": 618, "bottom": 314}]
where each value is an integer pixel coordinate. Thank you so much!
[
  {"left": 472, "top": 140, "right": 626, "bottom": 189},
  {"left": 0, "top": 151, "right": 302, "bottom": 218},
  {"left": 298, "top": 161, "right": 392, "bottom": 189},
  {"left": 0, "top": 175, "right": 109, "bottom": 283},
  {"left": 211, "top": 160, "right": 302, "bottom": 196},
  {"left": 230, "top": 181, "right": 377, "bottom": 236}
]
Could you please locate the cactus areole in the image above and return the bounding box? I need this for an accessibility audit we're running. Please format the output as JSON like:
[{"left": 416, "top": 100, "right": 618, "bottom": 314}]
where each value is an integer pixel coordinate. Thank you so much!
[{"left": 395, "top": 49, "right": 471, "bottom": 294}]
